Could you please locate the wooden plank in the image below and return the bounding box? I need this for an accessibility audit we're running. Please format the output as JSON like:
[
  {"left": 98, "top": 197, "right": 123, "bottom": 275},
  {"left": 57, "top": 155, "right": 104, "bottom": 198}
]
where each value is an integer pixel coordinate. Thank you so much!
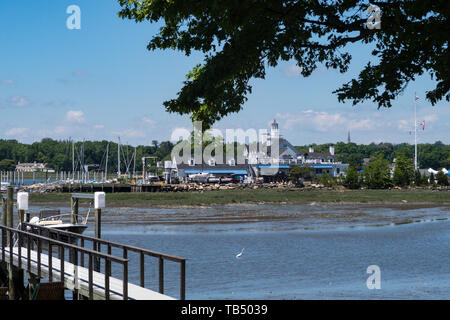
[{"left": 1, "top": 247, "right": 175, "bottom": 300}]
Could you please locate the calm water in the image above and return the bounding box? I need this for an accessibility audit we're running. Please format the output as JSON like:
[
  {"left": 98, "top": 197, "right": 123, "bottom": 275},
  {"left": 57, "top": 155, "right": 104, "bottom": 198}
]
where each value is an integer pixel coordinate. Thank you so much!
[{"left": 28, "top": 203, "right": 450, "bottom": 299}]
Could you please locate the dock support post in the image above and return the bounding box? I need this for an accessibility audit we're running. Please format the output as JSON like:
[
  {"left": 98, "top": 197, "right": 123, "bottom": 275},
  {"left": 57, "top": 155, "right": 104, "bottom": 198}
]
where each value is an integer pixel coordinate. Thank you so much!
[{"left": 27, "top": 272, "right": 40, "bottom": 300}]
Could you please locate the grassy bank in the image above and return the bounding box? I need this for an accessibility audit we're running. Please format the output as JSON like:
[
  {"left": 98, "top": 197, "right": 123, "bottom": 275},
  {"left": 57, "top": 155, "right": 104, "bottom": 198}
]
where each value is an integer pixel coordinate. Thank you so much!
[{"left": 28, "top": 188, "right": 450, "bottom": 207}]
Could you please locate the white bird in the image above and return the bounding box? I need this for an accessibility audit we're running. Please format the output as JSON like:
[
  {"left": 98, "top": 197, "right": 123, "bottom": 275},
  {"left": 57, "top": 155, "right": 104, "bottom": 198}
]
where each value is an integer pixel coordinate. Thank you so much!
[{"left": 236, "top": 248, "right": 245, "bottom": 259}]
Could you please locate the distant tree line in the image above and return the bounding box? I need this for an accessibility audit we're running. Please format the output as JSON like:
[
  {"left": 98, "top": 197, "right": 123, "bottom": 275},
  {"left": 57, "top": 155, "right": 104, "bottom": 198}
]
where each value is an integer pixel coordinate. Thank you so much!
[
  {"left": 289, "top": 152, "right": 449, "bottom": 190},
  {"left": 291, "top": 142, "right": 450, "bottom": 189},
  {"left": 343, "top": 152, "right": 449, "bottom": 189},
  {"left": 0, "top": 138, "right": 174, "bottom": 172},
  {"left": 295, "top": 141, "right": 450, "bottom": 170},
  {"left": 1, "top": 138, "right": 450, "bottom": 185}
]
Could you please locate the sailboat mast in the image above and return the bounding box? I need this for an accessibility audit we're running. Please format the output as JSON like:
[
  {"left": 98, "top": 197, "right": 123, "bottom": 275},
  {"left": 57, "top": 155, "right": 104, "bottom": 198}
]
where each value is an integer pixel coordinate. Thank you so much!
[
  {"left": 105, "top": 142, "right": 109, "bottom": 182},
  {"left": 72, "top": 139, "right": 75, "bottom": 180},
  {"left": 117, "top": 137, "right": 121, "bottom": 178},
  {"left": 133, "top": 147, "right": 136, "bottom": 180}
]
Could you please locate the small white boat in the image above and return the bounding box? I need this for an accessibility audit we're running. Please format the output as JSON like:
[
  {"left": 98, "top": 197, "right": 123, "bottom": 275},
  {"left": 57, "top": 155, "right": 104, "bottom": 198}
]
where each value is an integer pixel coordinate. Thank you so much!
[
  {"left": 188, "top": 172, "right": 210, "bottom": 183},
  {"left": 27, "top": 209, "right": 89, "bottom": 244},
  {"left": 1, "top": 182, "right": 10, "bottom": 191}
]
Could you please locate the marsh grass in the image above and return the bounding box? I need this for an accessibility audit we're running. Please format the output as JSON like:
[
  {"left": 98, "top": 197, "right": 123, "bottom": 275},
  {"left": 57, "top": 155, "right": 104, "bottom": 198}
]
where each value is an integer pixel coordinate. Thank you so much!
[{"left": 28, "top": 188, "right": 450, "bottom": 207}]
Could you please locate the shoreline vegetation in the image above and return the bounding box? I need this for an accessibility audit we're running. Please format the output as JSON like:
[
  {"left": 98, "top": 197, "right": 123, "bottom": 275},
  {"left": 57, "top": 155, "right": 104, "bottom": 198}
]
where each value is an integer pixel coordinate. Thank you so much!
[{"left": 28, "top": 188, "right": 450, "bottom": 208}]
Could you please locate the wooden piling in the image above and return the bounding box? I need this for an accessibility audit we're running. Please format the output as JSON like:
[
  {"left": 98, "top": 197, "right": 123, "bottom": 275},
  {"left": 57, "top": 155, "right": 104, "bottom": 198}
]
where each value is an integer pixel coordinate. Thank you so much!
[
  {"left": 95, "top": 208, "right": 101, "bottom": 240},
  {"left": 71, "top": 197, "right": 78, "bottom": 224}
]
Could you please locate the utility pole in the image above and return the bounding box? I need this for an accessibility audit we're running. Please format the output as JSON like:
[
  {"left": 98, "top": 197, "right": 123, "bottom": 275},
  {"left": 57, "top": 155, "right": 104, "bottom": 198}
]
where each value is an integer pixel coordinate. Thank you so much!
[{"left": 414, "top": 92, "right": 418, "bottom": 171}]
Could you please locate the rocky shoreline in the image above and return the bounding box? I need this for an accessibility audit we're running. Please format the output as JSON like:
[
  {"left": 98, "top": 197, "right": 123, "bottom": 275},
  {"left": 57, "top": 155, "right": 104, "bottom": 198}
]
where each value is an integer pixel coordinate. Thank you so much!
[{"left": 19, "top": 180, "right": 450, "bottom": 194}]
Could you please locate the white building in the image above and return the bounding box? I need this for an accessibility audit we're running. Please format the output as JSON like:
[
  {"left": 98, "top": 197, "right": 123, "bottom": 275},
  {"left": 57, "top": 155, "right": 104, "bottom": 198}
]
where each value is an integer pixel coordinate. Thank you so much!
[
  {"left": 245, "top": 119, "right": 349, "bottom": 178},
  {"left": 15, "top": 161, "right": 53, "bottom": 172}
]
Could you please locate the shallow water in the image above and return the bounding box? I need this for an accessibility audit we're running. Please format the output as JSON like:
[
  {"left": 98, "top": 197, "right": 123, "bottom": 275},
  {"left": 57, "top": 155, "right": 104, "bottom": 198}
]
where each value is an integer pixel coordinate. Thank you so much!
[{"left": 25, "top": 203, "right": 450, "bottom": 299}]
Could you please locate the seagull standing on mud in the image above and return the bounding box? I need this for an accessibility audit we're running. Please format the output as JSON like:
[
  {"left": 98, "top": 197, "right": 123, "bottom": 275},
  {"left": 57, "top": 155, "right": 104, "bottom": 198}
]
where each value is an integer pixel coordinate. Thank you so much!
[{"left": 236, "top": 248, "right": 245, "bottom": 259}]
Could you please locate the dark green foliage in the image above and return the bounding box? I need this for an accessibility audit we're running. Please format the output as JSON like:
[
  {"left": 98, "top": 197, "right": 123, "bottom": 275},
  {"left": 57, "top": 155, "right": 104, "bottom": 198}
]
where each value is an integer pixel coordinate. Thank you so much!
[
  {"left": 0, "top": 159, "right": 16, "bottom": 171},
  {"left": 436, "top": 170, "right": 449, "bottom": 186},
  {"left": 363, "top": 154, "right": 393, "bottom": 189},
  {"left": 288, "top": 165, "right": 312, "bottom": 184},
  {"left": 344, "top": 166, "right": 361, "bottom": 189},
  {"left": 392, "top": 153, "right": 414, "bottom": 187},
  {"left": 414, "top": 170, "right": 426, "bottom": 186},
  {"left": 429, "top": 173, "right": 436, "bottom": 186},
  {"left": 330, "top": 141, "right": 450, "bottom": 170},
  {"left": 0, "top": 139, "right": 174, "bottom": 172},
  {"left": 319, "top": 174, "right": 333, "bottom": 187}
]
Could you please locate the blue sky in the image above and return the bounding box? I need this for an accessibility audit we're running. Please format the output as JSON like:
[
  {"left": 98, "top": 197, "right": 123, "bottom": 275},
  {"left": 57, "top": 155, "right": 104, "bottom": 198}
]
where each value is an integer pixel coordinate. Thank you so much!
[{"left": 1, "top": 0, "right": 449, "bottom": 146}]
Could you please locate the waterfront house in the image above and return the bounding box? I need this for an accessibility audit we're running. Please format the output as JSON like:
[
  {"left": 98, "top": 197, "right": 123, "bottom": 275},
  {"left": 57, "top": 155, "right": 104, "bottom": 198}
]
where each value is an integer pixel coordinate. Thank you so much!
[
  {"left": 245, "top": 119, "right": 349, "bottom": 179},
  {"left": 15, "top": 161, "right": 53, "bottom": 172}
]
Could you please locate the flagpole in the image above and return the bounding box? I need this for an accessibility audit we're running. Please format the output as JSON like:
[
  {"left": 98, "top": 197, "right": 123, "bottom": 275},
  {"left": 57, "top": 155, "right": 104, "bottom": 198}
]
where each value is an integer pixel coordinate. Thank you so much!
[{"left": 414, "top": 92, "right": 418, "bottom": 171}]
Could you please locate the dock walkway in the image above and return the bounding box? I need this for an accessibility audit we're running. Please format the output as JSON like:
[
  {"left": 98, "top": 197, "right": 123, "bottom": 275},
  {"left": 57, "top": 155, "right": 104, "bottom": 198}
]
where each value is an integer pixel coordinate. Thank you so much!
[{"left": 2, "top": 246, "right": 174, "bottom": 300}]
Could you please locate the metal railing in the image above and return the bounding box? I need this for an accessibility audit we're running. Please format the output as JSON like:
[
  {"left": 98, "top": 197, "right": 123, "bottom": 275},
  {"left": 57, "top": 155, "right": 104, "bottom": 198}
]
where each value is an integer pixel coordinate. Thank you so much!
[
  {"left": 1, "top": 224, "right": 129, "bottom": 300},
  {"left": 21, "top": 222, "right": 187, "bottom": 300}
]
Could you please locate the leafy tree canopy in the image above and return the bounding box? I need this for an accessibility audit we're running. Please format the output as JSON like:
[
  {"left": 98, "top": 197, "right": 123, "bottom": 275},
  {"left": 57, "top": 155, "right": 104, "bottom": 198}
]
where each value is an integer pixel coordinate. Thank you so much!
[{"left": 118, "top": 0, "right": 450, "bottom": 128}]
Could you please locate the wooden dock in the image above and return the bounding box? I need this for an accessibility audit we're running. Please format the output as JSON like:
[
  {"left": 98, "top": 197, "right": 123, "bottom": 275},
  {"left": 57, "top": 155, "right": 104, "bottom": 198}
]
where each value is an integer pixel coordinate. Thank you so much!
[
  {"left": 2, "top": 246, "right": 174, "bottom": 300},
  {"left": 1, "top": 188, "right": 187, "bottom": 300}
]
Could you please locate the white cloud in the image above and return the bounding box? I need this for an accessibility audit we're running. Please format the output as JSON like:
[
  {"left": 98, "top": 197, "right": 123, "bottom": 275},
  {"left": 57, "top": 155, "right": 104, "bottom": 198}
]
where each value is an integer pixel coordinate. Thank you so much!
[
  {"left": 423, "top": 114, "right": 438, "bottom": 122},
  {"left": 397, "top": 114, "right": 438, "bottom": 132},
  {"left": 6, "top": 95, "right": 30, "bottom": 107},
  {"left": 397, "top": 119, "right": 410, "bottom": 131},
  {"left": 112, "top": 128, "right": 146, "bottom": 139},
  {"left": 65, "top": 110, "right": 85, "bottom": 123},
  {"left": 0, "top": 79, "right": 15, "bottom": 84},
  {"left": 93, "top": 124, "right": 105, "bottom": 129},
  {"left": 141, "top": 117, "right": 156, "bottom": 128},
  {"left": 281, "top": 64, "right": 303, "bottom": 78},
  {"left": 5, "top": 127, "right": 29, "bottom": 136},
  {"left": 54, "top": 125, "right": 69, "bottom": 134},
  {"left": 276, "top": 110, "right": 382, "bottom": 132}
]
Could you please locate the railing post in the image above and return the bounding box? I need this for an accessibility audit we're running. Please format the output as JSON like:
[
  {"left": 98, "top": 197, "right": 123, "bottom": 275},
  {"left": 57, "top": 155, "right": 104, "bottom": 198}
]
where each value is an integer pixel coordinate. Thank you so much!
[
  {"left": 1, "top": 227, "right": 5, "bottom": 262},
  {"left": 37, "top": 237, "right": 41, "bottom": 279},
  {"left": 140, "top": 251, "right": 145, "bottom": 287},
  {"left": 48, "top": 239, "right": 53, "bottom": 282},
  {"left": 88, "top": 253, "right": 93, "bottom": 299},
  {"left": 59, "top": 246, "right": 65, "bottom": 284},
  {"left": 159, "top": 257, "right": 164, "bottom": 294},
  {"left": 1, "top": 197, "right": 6, "bottom": 263},
  {"left": 94, "top": 208, "right": 101, "bottom": 272},
  {"left": 6, "top": 187, "right": 13, "bottom": 246},
  {"left": 123, "top": 259, "right": 128, "bottom": 300},
  {"left": 73, "top": 248, "right": 79, "bottom": 300},
  {"left": 180, "top": 259, "right": 186, "bottom": 300},
  {"left": 105, "top": 258, "right": 110, "bottom": 300}
]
